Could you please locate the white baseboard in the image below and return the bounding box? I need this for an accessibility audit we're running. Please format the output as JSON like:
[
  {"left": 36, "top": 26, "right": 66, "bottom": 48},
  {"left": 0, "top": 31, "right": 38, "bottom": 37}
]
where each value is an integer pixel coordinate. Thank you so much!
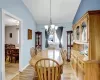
[
  {"left": 11, "top": 71, "right": 20, "bottom": 80},
  {"left": 20, "top": 64, "right": 29, "bottom": 72}
]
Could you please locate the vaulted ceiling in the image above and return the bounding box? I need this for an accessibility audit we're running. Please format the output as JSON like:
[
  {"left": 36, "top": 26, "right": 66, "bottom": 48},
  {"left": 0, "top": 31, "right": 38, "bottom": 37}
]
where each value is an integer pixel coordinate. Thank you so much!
[{"left": 22, "top": 0, "right": 81, "bottom": 24}]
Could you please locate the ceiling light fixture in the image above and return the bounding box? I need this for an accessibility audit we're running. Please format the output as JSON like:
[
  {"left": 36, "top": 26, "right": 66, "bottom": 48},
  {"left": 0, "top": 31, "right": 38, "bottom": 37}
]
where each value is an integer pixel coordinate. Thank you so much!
[{"left": 45, "top": 0, "right": 58, "bottom": 32}]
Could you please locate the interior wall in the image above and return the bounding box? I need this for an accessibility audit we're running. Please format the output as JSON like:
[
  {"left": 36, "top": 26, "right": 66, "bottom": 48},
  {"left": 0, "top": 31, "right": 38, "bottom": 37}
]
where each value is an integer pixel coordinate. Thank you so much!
[
  {"left": 5, "top": 26, "right": 19, "bottom": 47},
  {"left": 0, "top": 0, "right": 36, "bottom": 79},
  {"left": 73, "top": 0, "right": 100, "bottom": 24},
  {"left": 0, "top": 9, "right": 2, "bottom": 80},
  {"left": 36, "top": 22, "right": 72, "bottom": 50}
]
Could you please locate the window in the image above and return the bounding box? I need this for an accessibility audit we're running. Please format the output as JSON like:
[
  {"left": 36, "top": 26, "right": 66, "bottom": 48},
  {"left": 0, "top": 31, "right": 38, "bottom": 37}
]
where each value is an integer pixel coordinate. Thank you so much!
[
  {"left": 48, "top": 35, "right": 54, "bottom": 44},
  {"left": 55, "top": 32, "right": 59, "bottom": 43},
  {"left": 55, "top": 32, "right": 63, "bottom": 45}
]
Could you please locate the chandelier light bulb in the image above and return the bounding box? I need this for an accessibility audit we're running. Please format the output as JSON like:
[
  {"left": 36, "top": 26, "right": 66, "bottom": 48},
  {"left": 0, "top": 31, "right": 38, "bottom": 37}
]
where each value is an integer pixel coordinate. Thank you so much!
[
  {"left": 55, "top": 26, "right": 58, "bottom": 30},
  {"left": 44, "top": 25, "right": 48, "bottom": 30}
]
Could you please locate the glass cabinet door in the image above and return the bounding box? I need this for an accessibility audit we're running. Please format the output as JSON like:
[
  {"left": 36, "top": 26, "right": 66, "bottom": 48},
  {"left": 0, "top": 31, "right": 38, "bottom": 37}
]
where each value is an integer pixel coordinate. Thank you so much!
[
  {"left": 35, "top": 32, "right": 42, "bottom": 49},
  {"left": 71, "top": 33, "right": 73, "bottom": 45},
  {"left": 36, "top": 34, "right": 38, "bottom": 45},
  {"left": 67, "top": 31, "right": 73, "bottom": 61},
  {"left": 76, "top": 26, "right": 80, "bottom": 40},
  {"left": 81, "top": 22, "right": 87, "bottom": 42},
  {"left": 73, "top": 29, "right": 76, "bottom": 41},
  {"left": 37, "top": 34, "right": 41, "bottom": 46}
]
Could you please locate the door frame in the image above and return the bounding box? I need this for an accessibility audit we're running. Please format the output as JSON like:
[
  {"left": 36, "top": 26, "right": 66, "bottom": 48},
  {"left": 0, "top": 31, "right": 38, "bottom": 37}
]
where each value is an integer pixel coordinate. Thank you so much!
[{"left": 1, "top": 9, "right": 23, "bottom": 80}]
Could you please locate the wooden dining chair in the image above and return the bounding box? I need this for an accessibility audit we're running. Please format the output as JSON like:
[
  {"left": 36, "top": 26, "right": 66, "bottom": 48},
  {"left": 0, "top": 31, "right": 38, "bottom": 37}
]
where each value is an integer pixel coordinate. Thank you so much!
[
  {"left": 5, "top": 49, "right": 12, "bottom": 62},
  {"left": 11, "top": 44, "right": 15, "bottom": 49},
  {"left": 60, "top": 49, "right": 67, "bottom": 64},
  {"left": 35, "top": 58, "right": 61, "bottom": 80},
  {"left": 30, "top": 47, "right": 37, "bottom": 57}
]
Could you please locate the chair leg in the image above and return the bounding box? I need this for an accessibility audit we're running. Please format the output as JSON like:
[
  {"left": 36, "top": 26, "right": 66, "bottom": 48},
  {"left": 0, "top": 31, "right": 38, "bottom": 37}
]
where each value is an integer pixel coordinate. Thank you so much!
[
  {"left": 11, "top": 56, "right": 13, "bottom": 63},
  {"left": 5, "top": 56, "right": 6, "bottom": 61},
  {"left": 15, "top": 57, "right": 16, "bottom": 63},
  {"left": 9, "top": 56, "right": 11, "bottom": 62},
  {"left": 15, "top": 56, "right": 18, "bottom": 63}
]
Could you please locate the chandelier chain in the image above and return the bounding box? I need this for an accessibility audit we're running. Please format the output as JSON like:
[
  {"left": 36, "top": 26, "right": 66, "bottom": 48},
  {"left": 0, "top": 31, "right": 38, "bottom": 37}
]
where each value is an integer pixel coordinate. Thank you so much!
[{"left": 50, "top": 0, "right": 52, "bottom": 24}]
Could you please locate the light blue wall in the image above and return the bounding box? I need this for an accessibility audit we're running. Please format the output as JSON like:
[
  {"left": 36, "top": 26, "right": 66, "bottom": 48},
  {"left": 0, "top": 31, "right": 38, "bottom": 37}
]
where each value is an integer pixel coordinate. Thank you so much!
[
  {"left": 37, "top": 22, "right": 72, "bottom": 50},
  {"left": 0, "top": 0, "right": 36, "bottom": 79},
  {"left": 73, "top": 0, "right": 100, "bottom": 24}
]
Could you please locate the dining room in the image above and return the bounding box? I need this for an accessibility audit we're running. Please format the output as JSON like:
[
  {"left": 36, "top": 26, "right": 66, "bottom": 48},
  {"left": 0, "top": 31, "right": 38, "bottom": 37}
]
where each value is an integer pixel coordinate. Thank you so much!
[{"left": 1, "top": 0, "right": 100, "bottom": 80}]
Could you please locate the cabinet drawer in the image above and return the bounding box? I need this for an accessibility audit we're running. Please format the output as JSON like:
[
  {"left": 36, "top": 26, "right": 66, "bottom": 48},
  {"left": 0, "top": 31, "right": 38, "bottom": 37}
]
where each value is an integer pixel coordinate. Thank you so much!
[{"left": 78, "top": 59, "right": 84, "bottom": 69}]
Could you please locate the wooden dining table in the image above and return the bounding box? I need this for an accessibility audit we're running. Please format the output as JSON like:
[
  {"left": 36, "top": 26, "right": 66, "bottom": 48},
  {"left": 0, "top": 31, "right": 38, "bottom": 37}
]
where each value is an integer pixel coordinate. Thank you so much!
[{"left": 29, "top": 49, "right": 63, "bottom": 73}]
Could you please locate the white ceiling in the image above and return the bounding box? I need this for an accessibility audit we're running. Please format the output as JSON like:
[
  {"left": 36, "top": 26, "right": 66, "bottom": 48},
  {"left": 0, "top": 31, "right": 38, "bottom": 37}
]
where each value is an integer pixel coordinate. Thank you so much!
[
  {"left": 22, "top": 0, "right": 81, "bottom": 24},
  {"left": 4, "top": 14, "right": 19, "bottom": 26}
]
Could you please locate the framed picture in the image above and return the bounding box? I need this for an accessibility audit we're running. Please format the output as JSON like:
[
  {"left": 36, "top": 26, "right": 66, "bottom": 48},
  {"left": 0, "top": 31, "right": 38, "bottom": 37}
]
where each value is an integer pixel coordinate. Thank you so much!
[
  {"left": 10, "top": 33, "right": 12, "bottom": 38},
  {"left": 28, "top": 29, "right": 32, "bottom": 40}
]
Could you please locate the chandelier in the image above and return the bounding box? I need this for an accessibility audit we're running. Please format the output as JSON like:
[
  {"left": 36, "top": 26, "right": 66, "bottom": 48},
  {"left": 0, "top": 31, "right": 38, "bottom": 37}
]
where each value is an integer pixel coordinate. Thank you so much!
[{"left": 45, "top": 0, "right": 58, "bottom": 35}]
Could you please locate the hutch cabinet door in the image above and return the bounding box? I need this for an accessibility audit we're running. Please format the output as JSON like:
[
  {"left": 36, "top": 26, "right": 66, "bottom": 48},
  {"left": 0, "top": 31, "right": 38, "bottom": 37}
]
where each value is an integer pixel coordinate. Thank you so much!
[
  {"left": 73, "top": 27, "right": 76, "bottom": 41},
  {"left": 73, "top": 24, "right": 81, "bottom": 42},
  {"left": 81, "top": 16, "right": 88, "bottom": 42},
  {"left": 76, "top": 26, "right": 80, "bottom": 41}
]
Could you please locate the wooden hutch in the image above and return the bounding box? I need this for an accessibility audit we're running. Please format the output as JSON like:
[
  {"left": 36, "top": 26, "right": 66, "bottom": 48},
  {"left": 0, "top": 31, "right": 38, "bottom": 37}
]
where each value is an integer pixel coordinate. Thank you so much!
[{"left": 71, "top": 10, "right": 100, "bottom": 80}]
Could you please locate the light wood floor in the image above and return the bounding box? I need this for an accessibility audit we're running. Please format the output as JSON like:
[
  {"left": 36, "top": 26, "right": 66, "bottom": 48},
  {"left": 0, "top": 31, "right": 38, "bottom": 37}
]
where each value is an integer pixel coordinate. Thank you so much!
[
  {"left": 5, "top": 62, "right": 19, "bottom": 80},
  {"left": 12, "top": 62, "right": 76, "bottom": 80}
]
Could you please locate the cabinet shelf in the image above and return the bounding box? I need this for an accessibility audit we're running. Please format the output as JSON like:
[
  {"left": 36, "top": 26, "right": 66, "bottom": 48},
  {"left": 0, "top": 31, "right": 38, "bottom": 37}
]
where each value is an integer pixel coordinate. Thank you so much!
[{"left": 73, "top": 41, "right": 88, "bottom": 45}]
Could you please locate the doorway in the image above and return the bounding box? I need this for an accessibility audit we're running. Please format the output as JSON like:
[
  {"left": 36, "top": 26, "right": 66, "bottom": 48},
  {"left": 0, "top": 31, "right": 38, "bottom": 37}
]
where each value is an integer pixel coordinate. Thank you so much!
[{"left": 1, "top": 9, "right": 23, "bottom": 80}]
